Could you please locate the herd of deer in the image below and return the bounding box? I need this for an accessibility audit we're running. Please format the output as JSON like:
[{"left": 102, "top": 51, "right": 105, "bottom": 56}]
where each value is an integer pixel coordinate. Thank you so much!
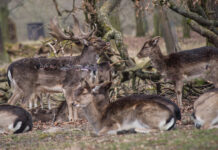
[{"left": 0, "top": 19, "right": 218, "bottom": 135}]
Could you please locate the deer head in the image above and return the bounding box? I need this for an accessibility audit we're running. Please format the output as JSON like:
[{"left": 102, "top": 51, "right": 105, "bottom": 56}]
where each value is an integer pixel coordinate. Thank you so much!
[
  {"left": 137, "top": 36, "right": 160, "bottom": 58},
  {"left": 48, "top": 16, "right": 110, "bottom": 56},
  {"left": 73, "top": 81, "right": 112, "bottom": 108}
]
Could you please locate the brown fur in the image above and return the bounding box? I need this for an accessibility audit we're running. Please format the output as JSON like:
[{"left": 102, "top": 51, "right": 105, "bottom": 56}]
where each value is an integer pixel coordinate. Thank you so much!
[
  {"left": 192, "top": 89, "right": 218, "bottom": 129},
  {"left": 137, "top": 36, "right": 218, "bottom": 107},
  {"left": 7, "top": 37, "right": 110, "bottom": 121},
  {"left": 74, "top": 82, "right": 176, "bottom": 135}
]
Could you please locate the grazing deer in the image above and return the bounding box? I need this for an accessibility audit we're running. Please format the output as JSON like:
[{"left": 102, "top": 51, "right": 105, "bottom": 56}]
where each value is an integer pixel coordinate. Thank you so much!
[
  {"left": 137, "top": 36, "right": 218, "bottom": 107},
  {"left": 7, "top": 18, "right": 110, "bottom": 121},
  {"left": 0, "top": 104, "right": 32, "bottom": 134},
  {"left": 73, "top": 81, "right": 176, "bottom": 135},
  {"left": 192, "top": 89, "right": 218, "bottom": 129}
]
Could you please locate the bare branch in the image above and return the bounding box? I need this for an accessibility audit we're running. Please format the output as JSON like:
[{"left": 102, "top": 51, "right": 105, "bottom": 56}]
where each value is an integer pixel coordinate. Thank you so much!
[
  {"left": 52, "top": 0, "right": 62, "bottom": 16},
  {"left": 188, "top": 20, "right": 218, "bottom": 47},
  {"left": 163, "top": 0, "right": 218, "bottom": 27}
]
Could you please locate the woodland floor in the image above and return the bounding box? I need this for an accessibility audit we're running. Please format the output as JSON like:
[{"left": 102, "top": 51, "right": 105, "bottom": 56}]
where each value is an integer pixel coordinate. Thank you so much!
[{"left": 1, "top": 31, "right": 218, "bottom": 150}]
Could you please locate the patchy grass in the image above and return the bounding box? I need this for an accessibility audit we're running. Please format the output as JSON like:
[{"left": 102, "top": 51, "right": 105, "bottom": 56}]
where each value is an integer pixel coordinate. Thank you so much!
[{"left": 0, "top": 127, "right": 217, "bottom": 150}]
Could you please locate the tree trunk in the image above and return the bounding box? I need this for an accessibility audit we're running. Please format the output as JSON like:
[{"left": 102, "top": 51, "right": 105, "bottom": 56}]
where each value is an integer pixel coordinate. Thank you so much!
[
  {"left": 153, "top": 7, "right": 161, "bottom": 36},
  {"left": 0, "top": 3, "right": 9, "bottom": 42},
  {"left": 160, "top": 7, "right": 180, "bottom": 53},
  {"left": 135, "top": 0, "right": 148, "bottom": 37},
  {"left": 85, "top": 0, "right": 134, "bottom": 67},
  {"left": 0, "top": 25, "right": 10, "bottom": 64},
  {"left": 109, "top": 7, "right": 121, "bottom": 32},
  {"left": 0, "top": 1, "right": 10, "bottom": 64},
  {"left": 182, "top": 17, "right": 190, "bottom": 38},
  {"left": 206, "top": 0, "right": 218, "bottom": 46}
]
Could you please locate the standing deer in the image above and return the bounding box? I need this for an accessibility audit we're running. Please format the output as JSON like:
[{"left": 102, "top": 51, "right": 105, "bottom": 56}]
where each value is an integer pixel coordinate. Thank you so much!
[
  {"left": 192, "top": 89, "right": 218, "bottom": 129},
  {"left": 137, "top": 36, "right": 218, "bottom": 107},
  {"left": 7, "top": 18, "right": 110, "bottom": 121},
  {"left": 73, "top": 81, "right": 176, "bottom": 135},
  {"left": 0, "top": 104, "right": 32, "bottom": 134}
]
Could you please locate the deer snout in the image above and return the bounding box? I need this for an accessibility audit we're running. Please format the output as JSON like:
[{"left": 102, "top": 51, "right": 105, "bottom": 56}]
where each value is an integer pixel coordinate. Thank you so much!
[{"left": 137, "top": 53, "right": 143, "bottom": 58}]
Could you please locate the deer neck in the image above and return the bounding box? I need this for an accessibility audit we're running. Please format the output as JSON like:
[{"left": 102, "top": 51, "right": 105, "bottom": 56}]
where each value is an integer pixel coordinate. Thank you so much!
[
  {"left": 149, "top": 46, "right": 166, "bottom": 72},
  {"left": 79, "top": 48, "right": 98, "bottom": 65},
  {"left": 83, "top": 101, "right": 103, "bottom": 133}
]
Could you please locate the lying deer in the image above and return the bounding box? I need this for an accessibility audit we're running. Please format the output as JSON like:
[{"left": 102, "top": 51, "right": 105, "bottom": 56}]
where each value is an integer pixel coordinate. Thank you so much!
[
  {"left": 73, "top": 81, "right": 176, "bottom": 135},
  {"left": 7, "top": 18, "right": 110, "bottom": 121},
  {"left": 0, "top": 104, "right": 32, "bottom": 134},
  {"left": 192, "top": 89, "right": 218, "bottom": 129},
  {"left": 137, "top": 36, "right": 218, "bottom": 107}
]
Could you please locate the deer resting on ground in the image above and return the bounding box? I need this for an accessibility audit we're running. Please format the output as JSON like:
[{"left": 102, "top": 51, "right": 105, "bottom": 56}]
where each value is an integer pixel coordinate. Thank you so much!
[
  {"left": 7, "top": 18, "right": 110, "bottom": 121},
  {"left": 0, "top": 104, "right": 32, "bottom": 134},
  {"left": 137, "top": 36, "right": 218, "bottom": 107},
  {"left": 73, "top": 81, "right": 177, "bottom": 135},
  {"left": 192, "top": 89, "right": 218, "bottom": 129}
]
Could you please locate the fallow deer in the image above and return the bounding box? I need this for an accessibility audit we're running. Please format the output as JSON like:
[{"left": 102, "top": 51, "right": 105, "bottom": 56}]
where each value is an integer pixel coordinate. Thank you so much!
[
  {"left": 192, "top": 89, "right": 218, "bottom": 129},
  {"left": 137, "top": 36, "right": 218, "bottom": 107},
  {"left": 7, "top": 18, "right": 110, "bottom": 121},
  {"left": 73, "top": 81, "right": 176, "bottom": 135},
  {"left": 0, "top": 104, "right": 32, "bottom": 134}
]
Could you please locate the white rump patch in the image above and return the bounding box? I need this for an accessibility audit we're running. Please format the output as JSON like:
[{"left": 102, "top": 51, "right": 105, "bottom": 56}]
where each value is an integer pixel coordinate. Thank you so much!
[
  {"left": 24, "top": 125, "right": 30, "bottom": 132},
  {"left": 8, "top": 70, "right": 17, "bottom": 88},
  {"left": 8, "top": 121, "right": 22, "bottom": 131},
  {"left": 160, "top": 118, "right": 175, "bottom": 130},
  {"left": 8, "top": 70, "right": 13, "bottom": 83}
]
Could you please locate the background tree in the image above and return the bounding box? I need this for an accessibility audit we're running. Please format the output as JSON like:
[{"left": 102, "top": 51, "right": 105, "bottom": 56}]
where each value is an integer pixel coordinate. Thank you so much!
[
  {"left": 133, "top": 0, "right": 148, "bottom": 37},
  {"left": 0, "top": 0, "right": 10, "bottom": 64},
  {"left": 157, "top": 0, "right": 218, "bottom": 48}
]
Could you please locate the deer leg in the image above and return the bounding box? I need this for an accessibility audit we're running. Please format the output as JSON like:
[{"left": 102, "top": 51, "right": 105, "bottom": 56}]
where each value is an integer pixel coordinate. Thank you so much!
[
  {"left": 37, "top": 93, "right": 44, "bottom": 109},
  {"left": 175, "top": 80, "right": 184, "bottom": 108},
  {"left": 46, "top": 94, "right": 51, "bottom": 110},
  {"left": 34, "top": 96, "right": 38, "bottom": 108},
  {"left": 22, "top": 92, "right": 35, "bottom": 109},
  {"left": 63, "top": 89, "right": 74, "bottom": 121},
  {"left": 8, "top": 88, "right": 23, "bottom": 105}
]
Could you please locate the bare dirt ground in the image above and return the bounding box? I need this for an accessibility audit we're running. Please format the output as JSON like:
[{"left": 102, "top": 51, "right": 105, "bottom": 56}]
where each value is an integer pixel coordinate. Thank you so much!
[{"left": 1, "top": 31, "right": 218, "bottom": 150}]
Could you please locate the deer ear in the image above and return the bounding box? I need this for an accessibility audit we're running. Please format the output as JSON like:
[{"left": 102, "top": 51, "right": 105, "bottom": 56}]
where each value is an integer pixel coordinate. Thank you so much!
[
  {"left": 101, "top": 81, "right": 112, "bottom": 91},
  {"left": 92, "top": 81, "right": 112, "bottom": 93},
  {"left": 151, "top": 36, "right": 160, "bottom": 46}
]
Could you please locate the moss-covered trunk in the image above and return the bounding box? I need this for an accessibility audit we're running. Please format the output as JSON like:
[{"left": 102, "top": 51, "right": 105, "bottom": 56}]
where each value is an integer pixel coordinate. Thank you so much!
[
  {"left": 182, "top": 17, "right": 190, "bottom": 38},
  {"left": 85, "top": 0, "right": 134, "bottom": 67},
  {"left": 153, "top": 7, "right": 161, "bottom": 36},
  {"left": 135, "top": 0, "right": 148, "bottom": 37},
  {"left": 0, "top": 25, "right": 10, "bottom": 64}
]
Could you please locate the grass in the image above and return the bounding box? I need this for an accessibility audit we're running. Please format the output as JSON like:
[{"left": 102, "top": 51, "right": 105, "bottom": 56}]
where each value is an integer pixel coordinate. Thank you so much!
[{"left": 0, "top": 128, "right": 217, "bottom": 150}]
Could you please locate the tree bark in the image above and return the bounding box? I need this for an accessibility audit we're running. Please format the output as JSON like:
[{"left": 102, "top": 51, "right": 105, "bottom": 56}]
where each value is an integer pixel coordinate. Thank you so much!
[
  {"left": 160, "top": 0, "right": 218, "bottom": 47},
  {"left": 153, "top": 7, "right": 161, "bottom": 36},
  {"left": 0, "top": 25, "right": 10, "bottom": 64},
  {"left": 0, "top": 1, "right": 10, "bottom": 64},
  {"left": 182, "top": 17, "right": 190, "bottom": 38},
  {"left": 160, "top": 7, "right": 180, "bottom": 53},
  {"left": 135, "top": 0, "right": 148, "bottom": 37},
  {"left": 85, "top": 0, "right": 135, "bottom": 67}
]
